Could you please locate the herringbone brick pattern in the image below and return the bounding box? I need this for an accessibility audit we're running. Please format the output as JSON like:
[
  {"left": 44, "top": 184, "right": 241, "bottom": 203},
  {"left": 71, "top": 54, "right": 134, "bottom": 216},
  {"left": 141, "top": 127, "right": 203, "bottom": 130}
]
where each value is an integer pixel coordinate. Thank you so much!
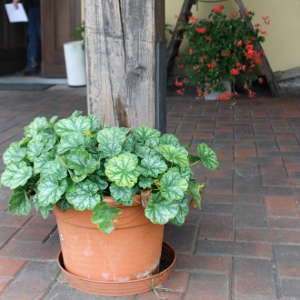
[{"left": 0, "top": 85, "right": 300, "bottom": 299}]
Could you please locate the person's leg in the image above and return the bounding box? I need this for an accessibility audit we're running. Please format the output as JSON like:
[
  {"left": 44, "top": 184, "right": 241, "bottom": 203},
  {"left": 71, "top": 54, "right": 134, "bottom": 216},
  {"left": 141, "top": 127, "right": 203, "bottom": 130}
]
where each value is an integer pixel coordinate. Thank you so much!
[{"left": 26, "top": 4, "right": 41, "bottom": 72}]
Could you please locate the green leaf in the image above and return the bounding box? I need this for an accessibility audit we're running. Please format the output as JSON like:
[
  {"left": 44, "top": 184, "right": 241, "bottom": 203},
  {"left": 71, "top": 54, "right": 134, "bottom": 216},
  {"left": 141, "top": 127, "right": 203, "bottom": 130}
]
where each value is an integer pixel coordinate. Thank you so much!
[
  {"left": 170, "top": 198, "right": 189, "bottom": 226},
  {"left": 40, "top": 159, "right": 67, "bottom": 181},
  {"left": 197, "top": 143, "right": 219, "bottom": 170},
  {"left": 132, "top": 126, "right": 161, "bottom": 142},
  {"left": 145, "top": 138, "right": 160, "bottom": 148},
  {"left": 88, "top": 174, "right": 108, "bottom": 190},
  {"left": 97, "top": 127, "right": 126, "bottom": 158},
  {"left": 91, "top": 202, "right": 122, "bottom": 234},
  {"left": 160, "top": 134, "right": 179, "bottom": 146},
  {"left": 136, "top": 146, "right": 155, "bottom": 158},
  {"left": 1, "top": 162, "right": 32, "bottom": 189},
  {"left": 68, "top": 169, "right": 87, "bottom": 183},
  {"left": 57, "top": 132, "right": 85, "bottom": 154},
  {"left": 19, "top": 137, "right": 31, "bottom": 147},
  {"left": 24, "top": 117, "right": 48, "bottom": 137},
  {"left": 122, "top": 135, "right": 135, "bottom": 152},
  {"left": 179, "top": 167, "right": 191, "bottom": 181},
  {"left": 137, "top": 155, "right": 168, "bottom": 178},
  {"left": 145, "top": 192, "right": 179, "bottom": 224},
  {"left": 66, "top": 179, "right": 101, "bottom": 210},
  {"left": 87, "top": 114, "right": 99, "bottom": 132},
  {"left": 43, "top": 137, "right": 57, "bottom": 152},
  {"left": 40, "top": 204, "right": 55, "bottom": 219},
  {"left": 48, "top": 116, "right": 58, "bottom": 127},
  {"left": 160, "top": 168, "right": 188, "bottom": 201},
  {"left": 56, "top": 198, "right": 73, "bottom": 212},
  {"left": 54, "top": 115, "right": 90, "bottom": 136},
  {"left": 42, "top": 128, "right": 56, "bottom": 139},
  {"left": 62, "top": 150, "right": 97, "bottom": 176},
  {"left": 109, "top": 183, "right": 134, "bottom": 205},
  {"left": 8, "top": 186, "right": 33, "bottom": 215},
  {"left": 188, "top": 179, "right": 201, "bottom": 210},
  {"left": 139, "top": 176, "right": 154, "bottom": 189},
  {"left": 105, "top": 154, "right": 139, "bottom": 188},
  {"left": 3, "top": 142, "right": 26, "bottom": 165},
  {"left": 188, "top": 154, "right": 201, "bottom": 164},
  {"left": 26, "top": 139, "right": 45, "bottom": 162},
  {"left": 34, "top": 152, "right": 54, "bottom": 175},
  {"left": 159, "top": 145, "right": 189, "bottom": 168},
  {"left": 37, "top": 176, "right": 67, "bottom": 207}
]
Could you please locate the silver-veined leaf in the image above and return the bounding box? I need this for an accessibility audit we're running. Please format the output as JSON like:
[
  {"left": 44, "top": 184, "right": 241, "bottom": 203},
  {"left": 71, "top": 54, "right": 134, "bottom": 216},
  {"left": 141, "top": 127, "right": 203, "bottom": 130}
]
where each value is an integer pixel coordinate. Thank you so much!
[
  {"left": 109, "top": 183, "right": 134, "bottom": 205},
  {"left": 160, "top": 134, "right": 179, "bottom": 146},
  {"left": 57, "top": 132, "right": 85, "bottom": 154},
  {"left": 88, "top": 174, "right": 108, "bottom": 190},
  {"left": 40, "top": 203, "right": 55, "bottom": 219},
  {"left": 160, "top": 168, "right": 188, "bottom": 201},
  {"left": 197, "top": 143, "right": 219, "bottom": 170},
  {"left": 145, "top": 192, "right": 179, "bottom": 224},
  {"left": 105, "top": 154, "right": 139, "bottom": 187},
  {"left": 56, "top": 198, "right": 73, "bottom": 212},
  {"left": 26, "top": 139, "right": 45, "bottom": 162},
  {"left": 139, "top": 176, "right": 154, "bottom": 189},
  {"left": 37, "top": 175, "right": 67, "bottom": 207},
  {"left": 34, "top": 152, "right": 54, "bottom": 175},
  {"left": 3, "top": 142, "right": 26, "bottom": 165},
  {"left": 54, "top": 115, "right": 90, "bottom": 136},
  {"left": 1, "top": 162, "right": 32, "bottom": 189},
  {"left": 87, "top": 114, "right": 99, "bottom": 132},
  {"left": 8, "top": 186, "right": 33, "bottom": 215},
  {"left": 158, "top": 145, "right": 189, "bottom": 168},
  {"left": 132, "top": 126, "right": 161, "bottom": 142},
  {"left": 24, "top": 117, "right": 48, "bottom": 137},
  {"left": 91, "top": 202, "right": 122, "bottom": 234},
  {"left": 66, "top": 179, "right": 101, "bottom": 210},
  {"left": 188, "top": 179, "right": 201, "bottom": 210},
  {"left": 137, "top": 155, "right": 167, "bottom": 178},
  {"left": 40, "top": 159, "right": 67, "bottom": 181},
  {"left": 97, "top": 127, "right": 126, "bottom": 158},
  {"left": 170, "top": 198, "right": 189, "bottom": 226}
]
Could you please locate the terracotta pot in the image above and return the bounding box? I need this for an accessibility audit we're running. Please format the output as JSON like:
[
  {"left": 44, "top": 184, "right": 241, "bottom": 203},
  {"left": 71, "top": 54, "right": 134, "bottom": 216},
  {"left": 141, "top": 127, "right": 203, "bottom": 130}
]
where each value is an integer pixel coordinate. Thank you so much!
[{"left": 53, "top": 196, "right": 164, "bottom": 282}]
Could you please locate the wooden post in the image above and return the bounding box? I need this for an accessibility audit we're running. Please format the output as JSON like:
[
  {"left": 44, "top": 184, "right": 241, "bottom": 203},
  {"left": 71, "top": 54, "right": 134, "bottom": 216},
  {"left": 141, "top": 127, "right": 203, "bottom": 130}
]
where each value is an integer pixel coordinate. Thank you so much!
[
  {"left": 85, "top": 0, "right": 164, "bottom": 129},
  {"left": 235, "top": 0, "right": 279, "bottom": 97}
]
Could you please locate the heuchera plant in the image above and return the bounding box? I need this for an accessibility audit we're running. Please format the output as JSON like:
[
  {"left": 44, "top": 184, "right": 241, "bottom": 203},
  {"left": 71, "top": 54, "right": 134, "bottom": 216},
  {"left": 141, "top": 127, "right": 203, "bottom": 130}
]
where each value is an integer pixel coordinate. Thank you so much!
[
  {"left": 177, "top": 5, "right": 269, "bottom": 99},
  {"left": 0, "top": 111, "right": 218, "bottom": 234}
]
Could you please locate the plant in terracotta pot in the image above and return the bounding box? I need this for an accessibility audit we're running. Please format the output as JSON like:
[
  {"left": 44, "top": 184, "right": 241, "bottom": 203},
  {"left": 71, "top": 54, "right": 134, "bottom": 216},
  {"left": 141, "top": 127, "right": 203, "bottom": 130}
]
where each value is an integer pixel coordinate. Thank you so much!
[
  {"left": 0, "top": 111, "right": 218, "bottom": 295},
  {"left": 177, "top": 5, "right": 267, "bottom": 100}
]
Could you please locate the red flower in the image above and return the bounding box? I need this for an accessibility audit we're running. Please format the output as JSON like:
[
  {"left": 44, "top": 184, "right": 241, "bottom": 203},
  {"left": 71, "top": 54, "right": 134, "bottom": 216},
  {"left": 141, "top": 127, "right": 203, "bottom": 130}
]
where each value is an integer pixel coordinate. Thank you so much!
[
  {"left": 230, "top": 68, "right": 240, "bottom": 76},
  {"left": 265, "top": 20, "right": 270, "bottom": 25},
  {"left": 175, "top": 14, "right": 178, "bottom": 19},
  {"left": 221, "top": 50, "right": 231, "bottom": 57},
  {"left": 207, "top": 63, "right": 211, "bottom": 68},
  {"left": 259, "top": 29, "right": 266, "bottom": 35},
  {"left": 195, "top": 27, "right": 206, "bottom": 34},
  {"left": 203, "top": 55, "right": 207, "bottom": 59},
  {"left": 213, "top": 5, "right": 224, "bottom": 13},
  {"left": 175, "top": 79, "right": 183, "bottom": 87},
  {"left": 219, "top": 94, "right": 228, "bottom": 101},
  {"left": 205, "top": 36, "right": 211, "bottom": 41},
  {"left": 242, "top": 65, "right": 246, "bottom": 71},
  {"left": 245, "top": 10, "right": 250, "bottom": 16},
  {"left": 180, "top": 25, "right": 183, "bottom": 30},
  {"left": 236, "top": 62, "right": 241, "bottom": 67},
  {"left": 189, "top": 49, "right": 193, "bottom": 55},
  {"left": 248, "top": 90, "right": 255, "bottom": 98},
  {"left": 237, "top": 40, "right": 242, "bottom": 47},
  {"left": 230, "top": 12, "right": 238, "bottom": 19},
  {"left": 177, "top": 89, "right": 185, "bottom": 96},
  {"left": 259, "top": 78, "right": 264, "bottom": 84},
  {"left": 255, "top": 23, "right": 260, "bottom": 27},
  {"left": 211, "top": 61, "right": 217, "bottom": 69}
]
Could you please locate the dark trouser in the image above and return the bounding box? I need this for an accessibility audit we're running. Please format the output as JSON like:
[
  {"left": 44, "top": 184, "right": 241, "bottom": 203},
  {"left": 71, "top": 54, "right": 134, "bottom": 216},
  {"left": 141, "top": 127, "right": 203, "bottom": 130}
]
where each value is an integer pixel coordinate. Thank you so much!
[{"left": 26, "top": 4, "right": 41, "bottom": 71}]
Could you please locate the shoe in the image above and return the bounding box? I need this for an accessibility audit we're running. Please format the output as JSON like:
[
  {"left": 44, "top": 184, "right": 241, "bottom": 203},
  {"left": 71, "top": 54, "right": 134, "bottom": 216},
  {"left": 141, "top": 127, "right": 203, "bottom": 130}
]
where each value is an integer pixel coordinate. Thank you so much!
[{"left": 15, "top": 68, "right": 40, "bottom": 77}]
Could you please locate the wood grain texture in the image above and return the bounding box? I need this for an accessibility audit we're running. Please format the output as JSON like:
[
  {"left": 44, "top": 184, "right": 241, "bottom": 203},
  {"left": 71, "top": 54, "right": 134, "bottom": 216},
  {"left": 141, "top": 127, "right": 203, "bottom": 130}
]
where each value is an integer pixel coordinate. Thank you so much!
[{"left": 85, "top": 0, "right": 156, "bottom": 128}]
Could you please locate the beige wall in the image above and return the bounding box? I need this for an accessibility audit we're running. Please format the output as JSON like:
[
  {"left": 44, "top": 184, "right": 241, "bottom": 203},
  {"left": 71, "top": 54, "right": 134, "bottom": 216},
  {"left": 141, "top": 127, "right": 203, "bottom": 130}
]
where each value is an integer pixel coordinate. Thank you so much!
[{"left": 166, "top": 0, "right": 300, "bottom": 73}]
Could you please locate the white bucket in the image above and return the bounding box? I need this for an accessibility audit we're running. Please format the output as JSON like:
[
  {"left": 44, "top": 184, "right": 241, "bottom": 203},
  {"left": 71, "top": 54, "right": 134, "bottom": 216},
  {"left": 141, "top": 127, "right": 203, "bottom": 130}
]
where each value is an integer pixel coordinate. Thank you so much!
[
  {"left": 205, "top": 80, "right": 232, "bottom": 100},
  {"left": 63, "top": 41, "right": 86, "bottom": 87}
]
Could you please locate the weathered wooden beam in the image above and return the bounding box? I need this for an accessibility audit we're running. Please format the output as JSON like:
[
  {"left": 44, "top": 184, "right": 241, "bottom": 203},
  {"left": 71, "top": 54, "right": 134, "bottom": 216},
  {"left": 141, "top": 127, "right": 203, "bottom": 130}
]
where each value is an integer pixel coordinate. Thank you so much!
[
  {"left": 235, "top": 0, "right": 279, "bottom": 97},
  {"left": 85, "top": 0, "right": 156, "bottom": 128},
  {"left": 274, "top": 66, "right": 300, "bottom": 82},
  {"left": 166, "top": 0, "right": 197, "bottom": 78}
]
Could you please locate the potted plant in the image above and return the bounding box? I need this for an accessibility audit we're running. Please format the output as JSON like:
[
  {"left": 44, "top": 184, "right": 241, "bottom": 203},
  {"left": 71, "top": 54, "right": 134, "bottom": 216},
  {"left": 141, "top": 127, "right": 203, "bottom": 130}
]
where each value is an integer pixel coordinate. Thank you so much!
[
  {"left": 177, "top": 5, "right": 267, "bottom": 100},
  {"left": 0, "top": 111, "right": 218, "bottom": 295},
  {"left": 64, "top": 21, "right": 86, "bottom": 87}
]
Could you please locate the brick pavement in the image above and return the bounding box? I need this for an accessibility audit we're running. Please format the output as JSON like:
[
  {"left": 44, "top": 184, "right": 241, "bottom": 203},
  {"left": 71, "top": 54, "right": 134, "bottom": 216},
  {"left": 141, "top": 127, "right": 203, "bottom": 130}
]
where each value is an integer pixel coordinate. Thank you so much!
[{"left": 0, "top": 85, "right": 300, "bottom": 299}]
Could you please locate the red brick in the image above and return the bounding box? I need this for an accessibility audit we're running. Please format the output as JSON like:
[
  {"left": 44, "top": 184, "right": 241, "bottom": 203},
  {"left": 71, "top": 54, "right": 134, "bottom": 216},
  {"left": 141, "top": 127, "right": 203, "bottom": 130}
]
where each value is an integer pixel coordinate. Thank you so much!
[
  {"left": 265, "top": 196, "right": 299, "bottom": 217},
  {"left": 13, "top": 214, "right": 56, "bottom": 243},
  {"left": 233, "top": 258, "right": 276, "bottom": 298},
  {"left": 201, "top": 203, "right": 233, "bottom": 214},
  {"left": 236, "top": 228, "right": 300, "bottom": 244},
  {"left": 280, "top": 278, "right": 300, "bottom": 299},
  {"left": 0, "top": 213, "right": 31, "bottom": 227},
  {"left": 174, "top": 254, "right": 231, "bottom": 275},
  {"left": 164, "top": 224, "right": 197, "bottom": 253},
  {"left": 162, "top": 271, "right": 188, "bottom": 293},
  {"left": 200, "top": 214, "right": 233, "bottom": 240},
  {"left": 0, "top": 258, "right": 26, "bottom": 278},
  {"left": 138, "top": 291, "right": 182, "bottom": 299},
  {"left": 205, "top": 194, "right": 264, "bottom": 205},
  {"left": 269, "top": 216, "right": 300, "bottom": 229},
  {"left": 0, "top": 261, "right": 60, "bottom": 300},
  {"left": 0, "top": 241, "right": 61, "bottom": 260},
  {"left": 185, "top": 273, "right": 230, "bottom": 300},
  {"left": 0, "top": 226, "right": 19, "bottom": 248},
  {"left": 234, "top": 186, "right": 292, "bottom": 197},
  {"left": 260, "top": 164, "right": 287, "bottom": 179},
  {"left": 274, "top": 245, "right": 300, "bottom": 277},
  {"left": 0, "top": 278, "right": 11, "bottom": 293},
  {"left": 285, "top": 163, "right": 300, "bottom": 179},
  {"left": 234, "top": 145, "right": 257, "bottom": 157},
  {"left": 196, "top": 240, "right": 271, "bottom": 259}
]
